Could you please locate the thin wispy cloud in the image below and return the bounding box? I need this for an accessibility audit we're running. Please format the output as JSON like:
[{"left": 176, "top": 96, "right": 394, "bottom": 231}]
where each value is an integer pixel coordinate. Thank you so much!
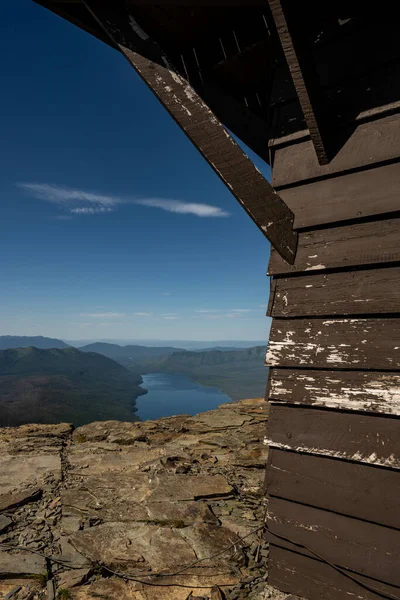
[
  {"left": 71, "top": 207, "right": 112, "bottom": 215},
  {"left": 136, "top": 198, "right": 230, "bottom": 218},
  {"left": 80, "top": 312, "right": 125, "bottom": 318},
  {"left": 134, "top": 312, "right": 153, "bottom": 317},
  {"left": 164, "top": 316, "right": 179, "bottom": 320},
  {"left": 161, "top": 313, "right": 178, "bottom": 317},
  {"left": 18, "top": 183, "right": 229, "bottom": 219}
]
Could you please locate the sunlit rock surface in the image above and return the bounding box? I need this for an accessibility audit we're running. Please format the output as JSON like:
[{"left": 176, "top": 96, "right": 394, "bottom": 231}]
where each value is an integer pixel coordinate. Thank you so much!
[{"left": 0, "top": 399, "right": 302, "bottom": 600}]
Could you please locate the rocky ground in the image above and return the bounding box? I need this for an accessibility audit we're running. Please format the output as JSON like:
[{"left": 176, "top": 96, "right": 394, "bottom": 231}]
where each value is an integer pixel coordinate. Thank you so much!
[{"left": 0, "top": 399, "right": 302, "bottom": 600}]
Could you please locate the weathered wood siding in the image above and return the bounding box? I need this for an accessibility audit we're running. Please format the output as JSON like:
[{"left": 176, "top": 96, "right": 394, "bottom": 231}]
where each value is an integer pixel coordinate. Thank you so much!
[{"left": 265, "top": 58, "right": 400, "bottom": 597}]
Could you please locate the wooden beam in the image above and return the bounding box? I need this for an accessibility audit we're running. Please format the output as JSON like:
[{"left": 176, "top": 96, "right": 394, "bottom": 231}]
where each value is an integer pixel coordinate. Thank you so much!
[
  {"left": 266, "top": 449, "right": 400, "bottom": 528},
  {"left": 83, "top": 1, "right": 297, "bottom": 264},
  {"left": 268, "top": 216, "right": 400, "bottom": 275},
  {"left": 268, "top": 0, "right": 329, "bottom": 165},
  {"left": 267, "top": 497, "right": 400, "bottom": 587},
  {"left": 268, "top": 369, "right": 400, "bottom": 416},
  {"left": 268, "top": 266, "right": 400, "bottom": 317},
  {"left": 265, "top": 318, "right": 400, "bottom": 370},
  {"left": 266, "top": 403, "right": 400, "bottom": 469}
]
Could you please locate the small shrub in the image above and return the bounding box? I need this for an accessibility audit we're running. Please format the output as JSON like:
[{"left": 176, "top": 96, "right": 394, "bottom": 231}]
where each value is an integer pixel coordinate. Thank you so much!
[
  {"left": 75, "top": 433, "right": 86, "bottom": 443},
  {"left": 58, "top": 590, "right": 72, "bottom": 599}
]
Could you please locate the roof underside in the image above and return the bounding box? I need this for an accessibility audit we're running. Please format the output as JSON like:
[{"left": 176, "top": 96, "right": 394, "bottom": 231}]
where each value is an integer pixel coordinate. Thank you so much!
[{"left": 35, "top": 1, "right": 400, "bottom": 165}]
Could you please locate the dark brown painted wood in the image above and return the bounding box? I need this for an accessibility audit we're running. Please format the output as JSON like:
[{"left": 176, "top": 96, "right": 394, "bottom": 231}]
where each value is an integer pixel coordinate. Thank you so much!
[
  {"left": 280, "top": 162, "right": 400, "bottom": 229},
  {"left": 268, "top": 217, "right": 400, "bottom": 275},
  {"left": 269, "top": 545, "right": 400, "bottom": 600},
  {"left": 272, "top": 113, "right": 400, "bottom": 188},
  {"left": 269, "top": 267, "right": 400, "bottom": 317},
  {"left": 265, "top": 449, "right": 400, "bottom": 529},
  {"left": 83, "top": 1, "right": 297, "bottom": 264},
  {"left": 266, "top": 404, "right": 400, "bottom": 469},
  {"left": 268, "top": 369, "right": 400, "bottom": 416},
  {"left": 268, "top": 0, "right": 329, "bottom": 165},
  {"left": 266, "top": 318, "right": 400, "bottom": 370},
  {"left": 267, "top": 497, "right": 400, "bottom": 586}
]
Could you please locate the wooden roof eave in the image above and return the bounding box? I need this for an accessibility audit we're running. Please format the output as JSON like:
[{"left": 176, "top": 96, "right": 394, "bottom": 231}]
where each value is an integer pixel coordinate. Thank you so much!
[{"left": 34, "top": 0, "right": 298, "bottom": 264}]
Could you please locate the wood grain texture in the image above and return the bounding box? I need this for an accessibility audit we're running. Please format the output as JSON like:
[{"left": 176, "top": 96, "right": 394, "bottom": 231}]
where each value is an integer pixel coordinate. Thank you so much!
[
  {"left": 269, "top": 545, "right": 400, "bottom": 600},
  {"left": 269, "top": 266, "right": 400, "bottom": 317},
  {"left": 268, "top": 217, "right": 400, "bottom": 275},
  {"left": 268, "top": 0, "right": 328, "bottom": 165},
  {"left": 267, "top": 497, "right": 400, "bottom": 587},
  {"left": 265, "top": 318, "right": 400, "bottom": 370},
  {"left": 268, "top": 369, "right": 400, "bottom": 415},
  {"left": 265, "top": 449, "right": 400, "bottom": 528},
  {"left": 266, "top": 404, "right": 400, "bottom": 469},
  {"left": 280, "top": 162, "right": 400, "bottom": 229},
  {"left": 272, "top": 113, "right": 400, "bottom": 188},
  {"left": 84, "top": 1, "right": 298, "bottom": 264}
]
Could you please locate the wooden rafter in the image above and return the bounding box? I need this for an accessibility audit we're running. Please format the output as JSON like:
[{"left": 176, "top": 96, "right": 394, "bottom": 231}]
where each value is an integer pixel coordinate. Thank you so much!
[
  {"left": 82, "top": 1, "right": 298, "bottom": 264},
  {"left": 268, "top": 0, "right": 329, "bottom": 165}
]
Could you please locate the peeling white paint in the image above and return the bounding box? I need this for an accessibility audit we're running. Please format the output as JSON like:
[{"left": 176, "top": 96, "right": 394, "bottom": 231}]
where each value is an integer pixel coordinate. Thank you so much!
[
  {"left": 264, "top": 440, "right": 400, "bottom": 469},
  {"left": 305, "top": 264, "right": 326, "bottom": 271}
]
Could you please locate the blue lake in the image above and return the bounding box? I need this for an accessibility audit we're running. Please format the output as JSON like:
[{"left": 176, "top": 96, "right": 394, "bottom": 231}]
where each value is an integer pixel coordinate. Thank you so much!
[{"left": 136, "top": 372, "right": 232, "bottom": 421}]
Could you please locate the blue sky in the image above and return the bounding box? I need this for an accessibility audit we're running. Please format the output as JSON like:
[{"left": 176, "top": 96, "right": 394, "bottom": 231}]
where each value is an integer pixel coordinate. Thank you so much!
[{"left": 0, "top": 2, "right": 271, "bottom": 342}]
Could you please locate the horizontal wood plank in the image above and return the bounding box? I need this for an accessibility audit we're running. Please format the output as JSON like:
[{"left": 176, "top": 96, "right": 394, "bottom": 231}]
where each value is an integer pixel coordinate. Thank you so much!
[
  {"left": 269, "top": 545, "right": 400, "bottom": 600},
  {"left": 268, "top": 369, "right": 400, "bottom": 415},
  {"left": 265, "top": 449, "right": 400, "bottom": 528},
  {"left": 265, "top": 318, "right": 400, "bottom": 370},
  {"left": 269, "top": 266, "right": 400, "bottom": 317},
  {"left": 267, "top": 497, "right": 400, "bottom": 587},
  {"left": 268, "top": 216, "right": 400, "bottom": 275},
  {"left": 272, "top": 113, "right": 400, "bottom": 188},
  {"left": 280, "top": 162, "right": 400, "bottom": 229},
  {"left": 266, "top": 404, "right": 400, "bottom": 469}
]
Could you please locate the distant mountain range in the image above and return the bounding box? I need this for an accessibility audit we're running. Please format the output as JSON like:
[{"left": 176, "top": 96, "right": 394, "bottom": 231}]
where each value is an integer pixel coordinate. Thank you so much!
[
  {"left": 79, "top": 342, "right": 185, "bottom": 364},
  {"left": 139, "top": 346, "right": 268, "bottom": 400},
  {"left": 0, "top": 346, "right": 144, "bottom": 427},
  {"left": 0, "top": 335, "right": 69, "bottom": 350},
  {"left": 0, "top": 337, "right": 268, "bottom": 425}
]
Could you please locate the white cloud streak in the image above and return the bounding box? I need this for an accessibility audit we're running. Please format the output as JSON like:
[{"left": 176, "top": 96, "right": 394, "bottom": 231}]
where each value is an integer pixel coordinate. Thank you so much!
[
  {"left": 133, "top": 198, "right": 230, "bottom": 218},
  {"left": 134, "top": 312, "right": 153, "bottom": 317},
  {"left": 80, "top": 312, "right": 125, "bottom": 318},
  {"left": 18, "top": 183, "right": 229, "bottom": 219},
  {"left": 71, "top": 207, "right": 112, "bottom": 215}
]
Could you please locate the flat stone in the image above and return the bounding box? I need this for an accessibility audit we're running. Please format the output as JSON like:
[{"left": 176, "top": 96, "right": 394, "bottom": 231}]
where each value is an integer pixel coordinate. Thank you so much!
[
  {"left": 68, "top": 446, "right": 163, "bottom": 475},
  {"left": 57, "top": 567, "right": 91, "bottom": 589},
  {"left": 187, "top": 411, "right": 254, "bottom": 431},
  {"left": 0, "top": 515, "right": 12, "bottom": 533},
  {"left": 70, "top": 522, "right": 197, "bottom": 572},
  {"left": 0, "top": 488, "right": 42, "bottom": 512},
  {"left": 145, "top": 501, "right": 219, "bottom": 527},
  {"left": 180, "top": 523, "right": 243, "bottom": 564},
  {"left": 0, "top": 551, "right": 46, "bottom": 576},
  {"left": 148, "top": 475, "right": 233, "bottom": 502},
  {"left": 62, "top": 473, "right": 153, "bottom": 520},
  {"left": 0, "top": 453, "right": 61, "bottom": 496}
]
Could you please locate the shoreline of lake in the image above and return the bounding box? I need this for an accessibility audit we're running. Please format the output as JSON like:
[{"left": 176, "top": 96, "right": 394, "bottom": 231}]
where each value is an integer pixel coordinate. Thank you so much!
[{"left": 136, "top": 372, "right": 232, "bottom": 421}]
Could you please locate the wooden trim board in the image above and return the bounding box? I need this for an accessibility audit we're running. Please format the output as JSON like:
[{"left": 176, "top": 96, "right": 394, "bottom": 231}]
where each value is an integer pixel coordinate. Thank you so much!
[
  {"left": 265, "top": 449, "right": 400, "bottom": 528},
  {"left": 272, "top": 113, "right": 400, "bottom": 188},
  {"left": 266, "top": 403, "right": 400, "bottom": 469},
  {"left": 265, "top": 318, "right": 400, "bottom": 370},
  {"left": 268, "top": 266, "right": 400, "bottom": 317},
  {"left": 279, "top": 162, "right": 400, "bottom": 229},
  {"left": 269, "top": 545, "right": 400, "bottom": 600},
  {"left": 267, "top": 497, "right": 400, "bottom": 586},
  {"left": 268, "top": 369, "right": 400, "bottom": 415},
  {"left": 268, "top": 216, "right": 400, "bottom": 275}
]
